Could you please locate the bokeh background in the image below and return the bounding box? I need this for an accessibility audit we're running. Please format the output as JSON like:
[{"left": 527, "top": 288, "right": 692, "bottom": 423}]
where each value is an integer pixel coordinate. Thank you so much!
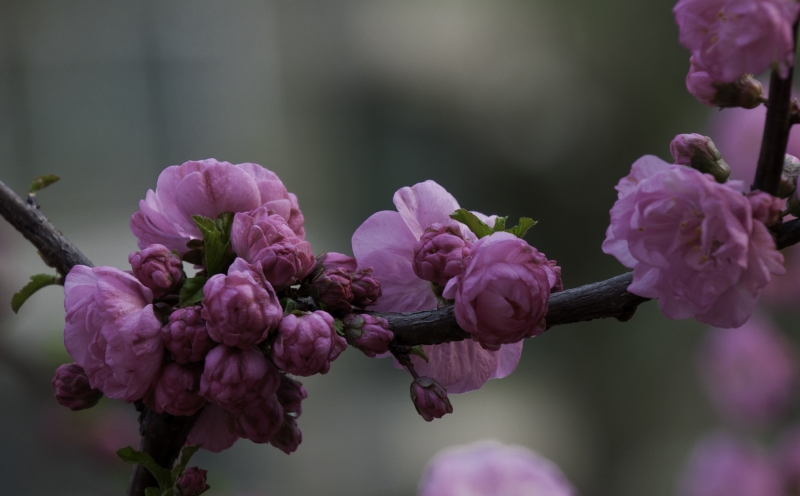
[{"left": 0, "top": 0, "right": 796, "bottom": 494}]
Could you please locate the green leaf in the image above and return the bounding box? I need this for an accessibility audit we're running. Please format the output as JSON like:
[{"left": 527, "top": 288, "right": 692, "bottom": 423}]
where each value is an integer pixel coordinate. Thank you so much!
[
  {"left": 506, "top": 217, "right": 537, "bottom": 239},
  {"left": 449, "top": 209, "right": 493, "bottom": 239},
  {"left": 11, "top": 274, "right": 58, "bottom": 313},
  {"left": 333, "top": 318, "right": 345, "bottom": 337},
  {"left": 116, "top": 446, "right": 173, "bottom": 489},
  {"left": 179, "top": 276, "right": 207, "bottom": 307},
  {"left": 29, "top": 174, "right": 60, "bottom": 194},
  {"left": 410, "top": 345, "right": 430, "bottom": 363},
  {"left": 491, "top": 216, "right": 508, "bottom": 232},
  {"left": 215, "top": 211, "right": 235, "bottom": 239},
  {"left": 192, "top": 215, "right": 231, "bottom": 276},
  {"left": 280, "top": 298, "right": 298, "bottom": 315},
  {"left": 171, "top": 445, "right": 202, "bottom": 481},
  {"left": 191, "top": 215, "right": 217, "bottom": 236}
]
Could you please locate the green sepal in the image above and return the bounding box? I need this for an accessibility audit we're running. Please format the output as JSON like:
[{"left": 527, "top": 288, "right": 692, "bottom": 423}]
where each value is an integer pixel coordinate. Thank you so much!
[
  {"left": 410, "top": 345, "right": 429, "bottom": 363},
  {"left": 11, "top": 274, "right": 58, "bottom": 313},
  {"left": 491, "top": 216, "right": 508, "bottom": 232},
  {"left": 116, "top": 446, "right": 173, "bottom": 490},
  {"left": 179, "top": 276, "right": 207, "bottom": 307},
  {"left": 192, "top": 213, "right": 234, "bottom": 276},
  {"left": 506, "top": 217, "right": 537, "bottom": 239},
  {"left": 449, "top": 209, "right": 493, "bottom": 239},
  {"left": 333, "top": 318, "right": 345, "bottom": 337},
  {"left": 280, "top": 298, "right": 298, "bottom": 315},
  {"left": 171, "top": 445, "right": 201, "bottom": 482},
  {"left": 215, "top": 211, "right": 235, "bottom": 239},
  {"left": 29, "top": 174, "right": 60, "bottom": 194}
]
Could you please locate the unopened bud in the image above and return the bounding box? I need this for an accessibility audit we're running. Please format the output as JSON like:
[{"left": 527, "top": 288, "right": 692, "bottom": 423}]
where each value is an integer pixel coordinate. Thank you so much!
[
  {"left": 670, "top": 134, "right": 730, "bottom": 183},
  {"left": 52, "top": 363, "right": 103, "bottom": 411},
  {"left": 269, "top": 417, "right": 303, "bottom": 454},
  {"left": 350, "top": 268, "right": 382, "bottom": 308},
  {"left": 747, "top": 191, "right": 784, "bottom": 227},
  {"left": 175, "top": 467, "right": 209, "bottom": 496},
  {"left": 410, "top": 377, "right": 453, "bottom": 422},
  {"left": 778, "top": 155, "right": 800, "bottom": 199},
  {"left": 686, "top": 57, "right": 765, "bottom": 110},
  {"left": 309, "top": 268, "right": 353, "bottom": 312},
  {"left": 342, "top": 313, "right": 393, "bottom": 357}
]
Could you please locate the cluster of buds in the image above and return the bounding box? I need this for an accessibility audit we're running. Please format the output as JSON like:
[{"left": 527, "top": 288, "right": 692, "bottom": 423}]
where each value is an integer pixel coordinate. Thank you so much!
[{"left": 306, "top": 252, "right": 382, "bottom": 312}]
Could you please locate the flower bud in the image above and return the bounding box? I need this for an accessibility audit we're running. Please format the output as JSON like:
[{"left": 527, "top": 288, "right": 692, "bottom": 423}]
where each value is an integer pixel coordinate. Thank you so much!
[
  {"left": 413, "top": 224, "right": 473, "bottom": 286},
  {"left": 51, "top": 363, "right": 102, "bottom": 411},
  {"left": 270, "top": 417, "right": 303, "bottom": 454},
  {"left": 318, "top": 252, "right": 357, "bottom": 273},
  {"left": 686, "top": 57, "right": 765, "bottom": 110},
  {"left": 748, "top": 191, "right": 784, "bottom": 227},
  {"left": 128, "top": 244, "right": 184, "bottom": 298},
  {"left": 145, "top": 363, "right": 206, "bottom": 416},
  {"left": 779, "top": 155, "right": 800, "bottom": 199},
  {"left": 276, "top": 375, "right": 307, "bottom": 417},
  {"left": 200, "top": 345, "right": 281, "bottom": 413},
  {"left": 229, "top": 394, "right": 283, "bottom": 443},
  {"left": 350, "top": 268, "right": 381, "bottom": 308},
  {"left": 271, "top": 311, "right": 347, "bottom": 376},
  {"left": 162, "top": 306, "right": 215, "bottom": 364},
  {"left": 309, "top": 268, "right": 353, "bottom": 312},
  {"left": 410, "top": 376, "right": 453, "bottom": 422},
  {"left": 175, "top": 467, "right": 209, "bottom": 496},
  {"left": 201, "top": 269, "right": 282, "bottom": 349},
  {"left": 670, "top": 133, "right": 731, "bottom": 183},
  {"left": 342, "top": 313, "right": 393, "bottom": 357}
]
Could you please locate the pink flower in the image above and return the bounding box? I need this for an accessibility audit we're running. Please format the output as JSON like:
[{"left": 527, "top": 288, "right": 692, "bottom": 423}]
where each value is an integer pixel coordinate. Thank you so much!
[
  {"left": 352, "top": 180, "right": 523, "bottom": 393},
  {"left": 63, "top": 265, "right": 164, "bottom": 402},
  {"left": 342, "top": 313, "right": 393, "bottom": 357},
  {"left": 686, "top": 57, "right": 765, "bottom": 109},
  {"left": 410, "top": 376, "right": 453, "bottom": 422},
  {"left": 145, "top": 363, "right": 206, "bottom": 417},
  {"left": 229, "top": 394, "right": 283, "bottom": 443},
  {"left": 748, "top": 191, "right": 784, "bottom": 226},
  {"left": 674, "top": 0, "right": 800, "bottom": 83},
  {"left": 269, "top": 416, "right": 302, "bottom": 454},
  {"left": 413, "top": 223, "right": 473, "bottom": 286},
  {"left": 271, "top": 311, "right": 347, "bottom": 376},
  {"left": 679, "top": 433, "right": 782, "bottom": 496},
  {"left": 318, "top": 252, "right": 358, "bottom": 272},
  {"left": 187, "top": 404, "right": 239, "bottom": 453},
  {"left": 162, "top": 306, "right": 215, "bottom": 365},
  {"left": 230, "top": 206, "right": 315, "bottom": 290},
  {"left": 199, "top": 345, "right": 281, "bottom": 413},
  {"left": 51, "top": 363, "right": 102, "bottom": 411},
  {"left": 201, "top": 266, "right": 282, "bottom": 349},
  {"left": 670, "top": 133, "right": 731, "bottom": 182},
  {"left": 443, "top": 232, "right": 559, "bottom": 351},
  {"left": 419, "top": 441, "right": 576, "bottom": 496},
  {"left": 175, "top": 467, "right": 209, "bottom": 496},
  {"left": 699, "top": 317, "right": 798, "bottom": 426},
  {"left": 602, "top": 155, "right": 785, "bottom": 328},
  {"left": 131, "top": 159, "right": 304, "bottom": 255},
  {"left": 128, "top": 244, "right": 184, "bottom": 298}
]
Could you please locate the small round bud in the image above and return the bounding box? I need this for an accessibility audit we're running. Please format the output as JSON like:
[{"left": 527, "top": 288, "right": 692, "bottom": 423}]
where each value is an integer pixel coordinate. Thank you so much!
[
  {"left": 175, "top": 467, "right": 209, "bottom": 496},
  {"left": 670, "top": 133, "right": 731, "bottom": 183},
  {"left": 270, "top": 417, "right": 303, "bottom": 454},
  {"left": 342, "top": 313, "right": 393, "bottom": 357},
  {"left": 162, "top": 306, "right": 215, "bottom": 364},
  {"left": 128, "top": 244, "right": 184, "bottom": 298},
  {"left": 410, "top": 376, "right": 453, "bottom": 422},
  {"left": 413, "top": 224, "right": 473, "bottom": 286},
  {"left": 145, "top": 363, "right": 206, "bottom": 417},
  {"left": 229, "top": 394, "right": 284, "bottom": 443},
  {"left": 200, "top": 345, "right": 281, "bottom": 413},
  {"left": 778, "top": 155, "right": 800, "bottom": 199},
  {"left": 686, "top": 57, "right": 765, "bottom": 110},
  {"left": 276, "top": 375, "right": 307, "bottom": 416},
  {"left": 52, "top": 363, "right": 102, "bottom": 411},
  {"left": 271, "top": 311, "right": 347, "bottom": 376},
  {"left": 350, "top": 268, "right": 382, "bottom": 308},
  {"left": 309, "top": 269, "right": 353, "bottom": 312}
]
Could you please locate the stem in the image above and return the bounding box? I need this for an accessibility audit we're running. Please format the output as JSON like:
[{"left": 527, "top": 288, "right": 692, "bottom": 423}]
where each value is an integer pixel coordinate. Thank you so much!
[{"left": 753, "top": 20, "right": 800, "bottom": 195}]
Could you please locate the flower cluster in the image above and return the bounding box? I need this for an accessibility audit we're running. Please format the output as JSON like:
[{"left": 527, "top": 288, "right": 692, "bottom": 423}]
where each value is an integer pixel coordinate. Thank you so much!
[{"left": 55, "top": 159, "right": 383, "bottom": 455}]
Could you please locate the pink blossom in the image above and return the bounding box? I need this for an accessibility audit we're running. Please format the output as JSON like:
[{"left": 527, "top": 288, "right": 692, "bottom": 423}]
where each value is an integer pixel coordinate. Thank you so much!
[
  {"left": 413, "top": 223, "right": 473, "bottom": 286},
  {"left": 410, "top": 376, "right": 453, "bottom": 422},
  {"left": 131, "top": 159, "right": 304, "bottom": 255},
  {"left": 51, "top": 363, "right": 102, "bottom": 411},
  {"left": 175, "top": 467, "right": 209, "bottom": 496},
  {"left": 201, "top": 266, "right": 282, "bottom": 349},
  {"left": 670, "top": 133, "right": 730, "bottom": 182},
  {"left": 318, "top": 252, "right": 358, "bottom": 272},
  {"left": 602, "top": 155, "right": 785, "bottom": 328},
  {"left": 674, "top": 0, "right": 800, "bottom": 83},
  {"left": 443, "top": 232, "right": 559, "bottom": 351},
  {"left": 748, "top": 191, "right": 784, "bottom": 226},
  {"left": 199, "top": 345, "right": 280, "bottom": 413},
  {"left": 699, "top": 317, "right": 798, "bottom": 426},
  {"left": 679, "top": 433, "right": 782, "bottom": 496},
  {"left": 342, "top": 313, "right": 393, "bottom": 357},
  {"left": 63, "top": 265, "right": 164, "bottom": 402},
  {"left": 229, "top": 394, "right": 283, "bottom": 443},
  {"left": 271, "top": 311, "right": 346, "bottom": 376},
  {"left": 162, "top": 306, "right": 215, "bottom": 365},
  {"left": 350, "top": 268, "right": 382, "bottom": 308},
  {"left": 230, "top": 206, "right": 315, "bottom": 290},
  {"left": 309, "top": 268, "right": 354, "bottom": 312},
  {"left": 269, "top": 416, "right": 302, "bottom": 454},
  {"left": 187, "top": 404, "right": 239, "bottom": 452},
  {"left": 145, "top": 363, "right": 206, "bottom": 417},
  {"left": 351, "top": 180, "right": 523, "bottom": 393},
  {"left": 128, "top": 244, "right": 184, "bottom": 298},
  {"left": 686, "top": 57, "right": 765, "bottom": 109},
  {"left": 419, "top": 441, "right": 576, "bottom": 496}
]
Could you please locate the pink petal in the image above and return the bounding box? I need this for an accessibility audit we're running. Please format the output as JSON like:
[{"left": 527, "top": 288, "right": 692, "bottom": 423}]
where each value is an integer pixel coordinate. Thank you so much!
[
  {"left": 392, "top": 180, "right": 462, "bottom": 238},
  {"left": 187, "top": 404, "right": 239, "bottom": 452},
  {"left": 175, "top": 163, "right": 262, "bottom": 220}
]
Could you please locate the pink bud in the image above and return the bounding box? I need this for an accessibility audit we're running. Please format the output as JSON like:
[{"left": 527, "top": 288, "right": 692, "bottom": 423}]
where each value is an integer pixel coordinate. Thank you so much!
[
  {"left": 410, "top": 377, "right": 453, "bottom": 422},
  {"left": 350, "top": 268, "right": 382, "bottom": 308},
  {"left": 162, "top": 306, "right": 215, "bottom": 364},
  {"left": 269, "top": 417, "right": 303, "bottom": 454},
  {"left": 276, "top": 375, "right": 307, "bottom": 416},
  {"left": 413, "top": 223, "right": 473, "bottom": 286},
  {"left": 51, "top": 363, "right": 102, "bottom": 411},
  {"left": 670, "top": 133, "right": 731, "bottom": 183},
  {"left": 229, "top": 394, "right": 283, "bottom": 443},
  {"left": 128, "top": 244, "right": 184, "bottom": 298},
  {"left": 686, "top": 57, "right": 765, "bottom": 109},
  {"left": 145, "top": 363, "right": 206, "bottom": 416},
  {"left": 231, "top": 206, "right": 315, "bottom": 290},
  {"left": 342, "top": 313, "right": 393, "bottom": 357},
  {"left": 319, "top": 252, "right": 358, "bottom": 273},
  {"left": 201, "top": 269, "right": 282, "bottom": 349},
  {"left": 200, "top": 345, "right": 281, "bottom": 413},
  {"left": 748, "top": 191, "right": 784, "bottom": 227},
  {"left": 309, "top": 268, "right": 353, "bottom": 312},
  {"left": 271, "top": 311, "right": 347, "bottom": 376},
  {"left": 175, "top": 467, "right": 209, "bottom": 496}
]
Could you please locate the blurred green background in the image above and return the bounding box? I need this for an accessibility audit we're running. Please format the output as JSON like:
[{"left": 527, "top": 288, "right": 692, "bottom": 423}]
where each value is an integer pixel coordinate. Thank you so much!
[{"left": 0, "top": 0, "right": 780, "bottom": 494}]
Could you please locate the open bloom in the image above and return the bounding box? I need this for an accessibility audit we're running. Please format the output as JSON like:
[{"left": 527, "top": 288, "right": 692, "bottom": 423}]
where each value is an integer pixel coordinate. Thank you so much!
[
  {"left": 63, "top": 266, "right": 164, "bottom": 402},
  {"left": 131, "top": 159, "right": 304, "bottom": 255},
  {"left": 603, "top": 155, "right": 784, "bottom": 328},
  {"left": 674, "top": 0, "right": 800, "bottom": 83},
  {"left": 419, "top": 441, "right": 576, "bottom": 496},
  {"left": 352, "top": 180, "right": 523, "bottom": 394}
]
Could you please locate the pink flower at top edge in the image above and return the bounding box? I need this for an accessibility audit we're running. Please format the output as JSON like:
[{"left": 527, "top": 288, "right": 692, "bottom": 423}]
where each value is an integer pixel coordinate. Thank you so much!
[{"left": 351, "top": 180, "right": 522, "bottom": 394}]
